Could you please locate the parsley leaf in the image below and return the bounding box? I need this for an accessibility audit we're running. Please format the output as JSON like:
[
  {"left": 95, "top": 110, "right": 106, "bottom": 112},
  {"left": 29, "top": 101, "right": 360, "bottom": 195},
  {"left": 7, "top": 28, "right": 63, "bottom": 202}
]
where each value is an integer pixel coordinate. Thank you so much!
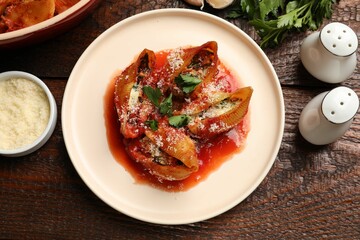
[
  {"left": 159, "top": 93, "right": 173, "bottom": 116},
  {"left": 259, "top": 0, "right": 284, "bottom": 20},
  {"left": 169, "top": 115, "right": 191, "bottom": 128},
  {"left": 175, "top": 74, "right": 202, "bottom": 94},
  {"left": 145, "top": 120, "right": 158, "bottom": 131},
  {"left": 143, "top": 86, "right": 161, "bottom": 107},
  {"left": 227, "top": 0, "right": 336, "bottom": 48},
  {"left": 143, "top": 86, "right": 173, "bottom": 116}
]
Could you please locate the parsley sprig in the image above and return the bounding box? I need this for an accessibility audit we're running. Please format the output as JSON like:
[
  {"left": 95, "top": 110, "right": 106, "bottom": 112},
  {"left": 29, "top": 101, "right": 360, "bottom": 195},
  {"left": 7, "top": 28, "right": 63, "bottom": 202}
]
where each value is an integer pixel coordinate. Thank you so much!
[
  {"left": 143, "top": 85, "right": 191, "bottom": 130},
  {"left": 175, "top": 74, "right": 202, "bottom": 94},
  {"left": 143, "top": 86, "right": 172, "bottom": 116},
  {"left": 145, "top": 120, "right": 158, "bottom": 131},
  {"left": 169, "top": 115, "right": 191, "bottom": 128},
  {"left": 227, "top": 0, "right": 336, "bottom": 48}
]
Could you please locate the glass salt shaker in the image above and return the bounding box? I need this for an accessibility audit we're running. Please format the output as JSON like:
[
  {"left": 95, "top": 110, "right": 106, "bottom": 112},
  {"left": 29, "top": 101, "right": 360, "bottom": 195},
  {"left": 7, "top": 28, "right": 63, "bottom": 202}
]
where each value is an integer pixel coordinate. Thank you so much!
[
  {"left": 300, "top": 22, "right": 358, "bottom": 83},
  {"left": 299, "top": 86, "right": 359, "bottom": 145}
]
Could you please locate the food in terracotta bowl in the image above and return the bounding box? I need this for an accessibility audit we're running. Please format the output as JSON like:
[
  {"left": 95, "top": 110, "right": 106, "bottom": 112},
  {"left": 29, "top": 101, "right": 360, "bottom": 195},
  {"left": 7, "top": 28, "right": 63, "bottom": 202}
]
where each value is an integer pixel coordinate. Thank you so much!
[{"left": 0, "top": 0, "right": 101, "bottom": 49}]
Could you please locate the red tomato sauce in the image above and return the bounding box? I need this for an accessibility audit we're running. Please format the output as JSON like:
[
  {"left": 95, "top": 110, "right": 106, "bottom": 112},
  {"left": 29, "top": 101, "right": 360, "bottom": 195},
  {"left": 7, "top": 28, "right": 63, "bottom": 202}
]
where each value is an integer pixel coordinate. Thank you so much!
[{"left": 104, "top": 50, "right": 250, "bottom": 192}]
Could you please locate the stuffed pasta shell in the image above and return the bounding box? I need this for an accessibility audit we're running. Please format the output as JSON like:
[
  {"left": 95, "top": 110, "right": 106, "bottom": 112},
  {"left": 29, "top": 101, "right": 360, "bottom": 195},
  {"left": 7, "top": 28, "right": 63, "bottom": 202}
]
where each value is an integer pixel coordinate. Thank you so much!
[
  {"left": 126, "top": 123, "right": 198, "bottom": 181},
  {"left": 187, "top": 87, "right": 253, "bottom": 138},
  {"left": 158, "top": 41, "right": 218, "bottom": 97},
  {"left": 111, "top": 41, "right": 253, "bottom": 184},
  {"left": 114, "top": 49, "right": 157, "bottom": 138}
]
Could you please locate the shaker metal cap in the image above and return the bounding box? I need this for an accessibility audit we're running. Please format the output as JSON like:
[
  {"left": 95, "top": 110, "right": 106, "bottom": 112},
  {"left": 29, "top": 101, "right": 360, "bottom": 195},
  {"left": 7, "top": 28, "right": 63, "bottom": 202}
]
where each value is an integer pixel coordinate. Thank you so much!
[
  {"left": 322, "top": 86, "right": 359, "bottom": 124},
  {"left": 320, "top": 22, "right": 358, "bottom": 57}
]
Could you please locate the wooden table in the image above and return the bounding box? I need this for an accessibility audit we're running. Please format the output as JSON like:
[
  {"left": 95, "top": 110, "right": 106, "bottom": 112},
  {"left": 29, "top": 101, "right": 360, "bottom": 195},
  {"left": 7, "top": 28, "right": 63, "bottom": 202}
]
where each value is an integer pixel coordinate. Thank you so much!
[{"left": 1, "top": 1, "right": 359, "bottom": 239}]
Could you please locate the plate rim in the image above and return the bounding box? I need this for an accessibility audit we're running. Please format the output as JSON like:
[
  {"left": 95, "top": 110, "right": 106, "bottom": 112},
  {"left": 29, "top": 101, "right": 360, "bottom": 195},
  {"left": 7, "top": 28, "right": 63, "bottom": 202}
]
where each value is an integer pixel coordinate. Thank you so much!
[{"left": 62, "top": 8, "right": 285, "bottom": 225}]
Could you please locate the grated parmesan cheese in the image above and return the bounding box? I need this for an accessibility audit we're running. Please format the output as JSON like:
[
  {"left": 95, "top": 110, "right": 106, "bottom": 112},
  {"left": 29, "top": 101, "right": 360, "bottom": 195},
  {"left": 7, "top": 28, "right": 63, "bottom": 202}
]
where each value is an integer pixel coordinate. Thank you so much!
[
  {"left": 0, "top": 78, "right": 50, "bottom": 150},
  {"left": 167, "top": 48, "right": 184, "bottom": 72}
]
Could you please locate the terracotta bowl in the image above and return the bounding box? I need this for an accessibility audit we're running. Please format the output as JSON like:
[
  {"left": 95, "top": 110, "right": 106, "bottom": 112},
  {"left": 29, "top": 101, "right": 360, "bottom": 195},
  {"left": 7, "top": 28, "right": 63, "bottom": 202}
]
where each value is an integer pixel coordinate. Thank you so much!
[{"left": 0, "top": 0, "right": 101, "bottom": 50}]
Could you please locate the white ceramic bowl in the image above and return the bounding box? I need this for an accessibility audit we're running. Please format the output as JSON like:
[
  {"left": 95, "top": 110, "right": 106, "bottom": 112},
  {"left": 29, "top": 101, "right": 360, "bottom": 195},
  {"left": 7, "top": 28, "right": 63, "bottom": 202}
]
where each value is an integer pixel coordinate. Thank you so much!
[
  {"left": 0, "top": 71, "right": 57, "bottom": 157},
  {"left": 0, "top": 0, "right": 101, "bottom": 50}
]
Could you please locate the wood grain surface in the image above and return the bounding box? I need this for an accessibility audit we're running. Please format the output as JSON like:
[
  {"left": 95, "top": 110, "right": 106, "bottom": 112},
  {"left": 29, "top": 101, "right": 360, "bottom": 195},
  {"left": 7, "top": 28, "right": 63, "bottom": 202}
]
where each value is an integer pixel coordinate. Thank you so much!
[{"left": 0, "top": 0, "right": 359, "bottom": 239}]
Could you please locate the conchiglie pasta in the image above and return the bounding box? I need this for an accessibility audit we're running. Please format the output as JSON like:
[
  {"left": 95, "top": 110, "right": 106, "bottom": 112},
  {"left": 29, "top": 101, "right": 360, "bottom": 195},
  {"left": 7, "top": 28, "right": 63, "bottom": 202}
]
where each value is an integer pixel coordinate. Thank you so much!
[
  {"left": 113, "top": 41, "right": 253, "bottom": 182},
  {"left": 114, "top": 49, "right": 157, "bottom": 138},
  {"left": 187, "top": 87, "right": 253, "bottom": 138}
]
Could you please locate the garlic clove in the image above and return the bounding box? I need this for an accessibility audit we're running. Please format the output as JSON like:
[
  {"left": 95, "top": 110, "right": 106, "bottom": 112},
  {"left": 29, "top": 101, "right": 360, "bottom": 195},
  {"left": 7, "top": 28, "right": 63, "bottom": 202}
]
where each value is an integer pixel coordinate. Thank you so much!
[
  {"left": 206, "top": 0, "right": 234, "bottom": 9},
  {"left": 183, "top": 0, "right": 204, "bottom": 8}
]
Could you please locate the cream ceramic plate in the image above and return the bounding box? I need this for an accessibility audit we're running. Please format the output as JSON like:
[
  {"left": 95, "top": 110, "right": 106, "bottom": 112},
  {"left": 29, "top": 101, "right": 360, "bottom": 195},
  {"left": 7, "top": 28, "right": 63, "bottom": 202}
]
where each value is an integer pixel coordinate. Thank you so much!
[{"left": 62, "top": 9, "right": 284, "bottom": 225}]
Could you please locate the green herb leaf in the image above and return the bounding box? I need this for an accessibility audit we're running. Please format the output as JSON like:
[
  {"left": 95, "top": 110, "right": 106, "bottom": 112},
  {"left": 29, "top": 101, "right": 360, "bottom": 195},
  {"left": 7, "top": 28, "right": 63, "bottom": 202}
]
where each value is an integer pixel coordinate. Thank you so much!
[
  {"left": 143, "top": 86, "right": 161, "bottom": 107},
  {"left": 259, "top": 0, "right": 283, "bottom": 20},
  {"left": 227, "top": 0, "right": 336, "bottom": 48},
  {"left": 241, "top": 0, "right": 258, "bottom": 17},
  {"left": 145, "top": 120, "right": 158, "bottom": 131},
  {"left": 175, "top": 74, "right": 202, "bottom": 94},
  {"left": 159, "top": 93, "right": 173, "bottom": 116},
  {"left": 286, "top": 1, "right": 298, "bottom": 13},
  {"left": 169, "top": 115, "right": 191, "bottom": 128}
]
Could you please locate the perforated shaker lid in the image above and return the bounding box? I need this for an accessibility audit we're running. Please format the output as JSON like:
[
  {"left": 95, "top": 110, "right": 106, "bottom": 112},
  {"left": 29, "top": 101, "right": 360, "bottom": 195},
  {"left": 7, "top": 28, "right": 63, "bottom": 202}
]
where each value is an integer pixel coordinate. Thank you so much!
[
  {"left": 320, "top": 22, "right": 358, "bottom": 57},
  {"left": 322, "top": 86, "right": 359, "bottom": 124}
]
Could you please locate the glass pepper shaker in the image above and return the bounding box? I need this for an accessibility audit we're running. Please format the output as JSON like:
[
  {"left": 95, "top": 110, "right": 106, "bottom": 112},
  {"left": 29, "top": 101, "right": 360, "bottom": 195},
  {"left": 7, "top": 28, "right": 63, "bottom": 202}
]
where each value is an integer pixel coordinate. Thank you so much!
[
  {"left": 299, "top": 86, "right": 359, "bottom": 145},
  {"left": 300, "top": 22, "right": 358, "bottom": 84}
]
